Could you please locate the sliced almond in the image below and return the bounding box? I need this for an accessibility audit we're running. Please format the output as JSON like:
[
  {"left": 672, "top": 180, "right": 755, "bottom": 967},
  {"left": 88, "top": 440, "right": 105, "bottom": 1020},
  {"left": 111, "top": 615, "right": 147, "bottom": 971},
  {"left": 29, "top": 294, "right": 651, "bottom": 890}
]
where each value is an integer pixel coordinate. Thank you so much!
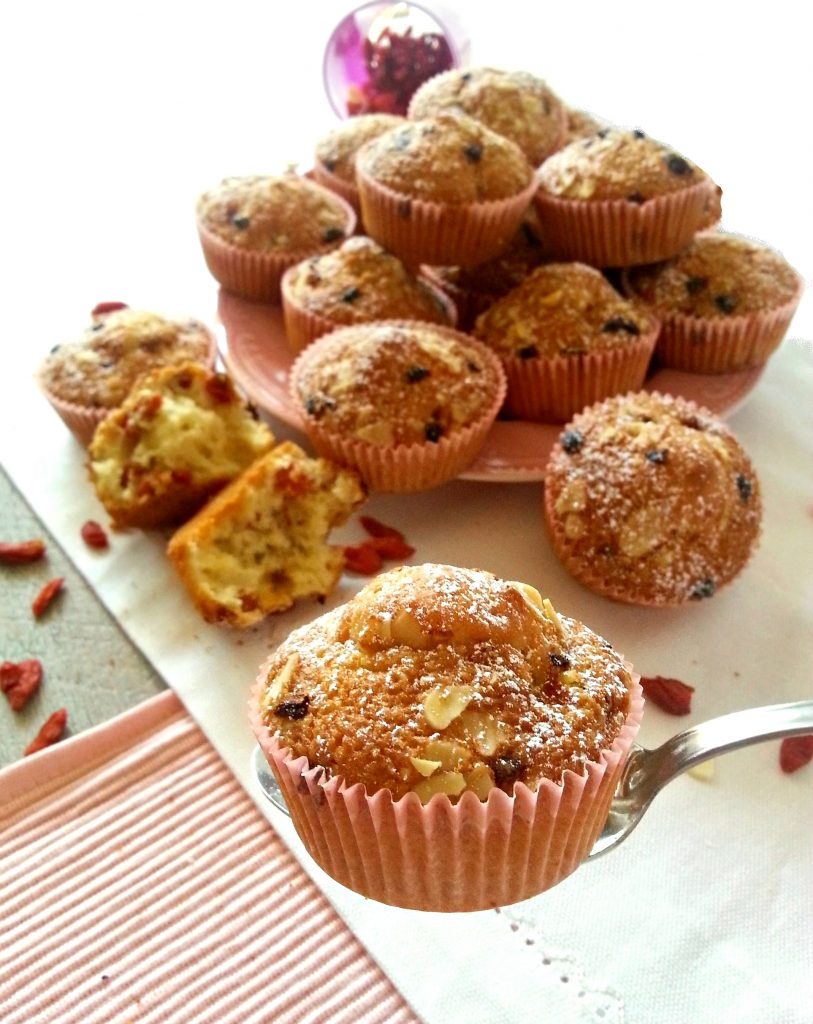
[
  {"left": 509, "top": 581, "right": 545, "bottom": 616},
  {"left": 464, "top": 764, "right": 495, "bottom": 801},
  {"left": 422, "top": 683, "right": 474, "bottom": 730},
  {"left": 422, "top": 738, "right": 471, "bottom": 772},
  {"left": 263, "top": 652, "right": 300, "bottom": 709},
  {"left": 355, "top": 420, "right": 394, "bottom": 445},
  {"left": 458, "top": 708, "right": 504, "bottom": 757},
  {"left": 391, "top": 609, "right": 425, "bottom": 648},
  {"left": 412, "top": 770, "right": 467, "bottom": 804},
  {"left": 688, "top": 759, "right": 715, "bottom": 781},
  {"left": 410, "top": 756, "right": 442, "bottom": 778},
  {"left": 542, "top": 598, "right": 566, "bottom": 638},
  {"left": 554, "top": 478, "right": 587, "bottom": 515}
]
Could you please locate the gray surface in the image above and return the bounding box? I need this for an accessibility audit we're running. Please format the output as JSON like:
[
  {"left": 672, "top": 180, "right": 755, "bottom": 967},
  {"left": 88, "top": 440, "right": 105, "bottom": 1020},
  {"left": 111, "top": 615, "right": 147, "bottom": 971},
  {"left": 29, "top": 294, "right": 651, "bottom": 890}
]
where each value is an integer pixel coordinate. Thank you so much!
[{"left": 0, "top": 463, "right": 165, "bottom": 768}]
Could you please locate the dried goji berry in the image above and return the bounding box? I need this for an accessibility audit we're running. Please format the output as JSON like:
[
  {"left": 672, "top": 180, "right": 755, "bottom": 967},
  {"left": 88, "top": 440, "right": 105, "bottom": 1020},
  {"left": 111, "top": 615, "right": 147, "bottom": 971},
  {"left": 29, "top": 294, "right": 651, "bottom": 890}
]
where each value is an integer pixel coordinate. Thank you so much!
[
  {"left": 91, "top": 301, "right": 128, "bottom": 316},
  {"left": 640, "top": 675, "right": 695, "bottom": 716},
  {"left": 24, "top": 708, "right": 67, "bottom": 756},
  {"left": 204, "top": 373, "right": 233, "bottom": 404},
  {"left": 32, "top": 577, "right": 64, "bottom": 618},
  {"left": 779, "top": 735, "right": 813, "bottom": 774},
  {"left": 80, "top": 520, "right": 109, "bottom": 550},
  {"left": 0, "top": 659, "right": 43, "bottom": 711},
  {"left": 359, "top": 516, "right": 405, "bottom": 541},
  {"left": 366, "top": 535, "right": 415, "bottom": 561},
  {"left": 343, "top": 543, "right": 382, "bottom": 575},
  {"left": 0, "top": 539, "right": 46, "bottom": 564}
]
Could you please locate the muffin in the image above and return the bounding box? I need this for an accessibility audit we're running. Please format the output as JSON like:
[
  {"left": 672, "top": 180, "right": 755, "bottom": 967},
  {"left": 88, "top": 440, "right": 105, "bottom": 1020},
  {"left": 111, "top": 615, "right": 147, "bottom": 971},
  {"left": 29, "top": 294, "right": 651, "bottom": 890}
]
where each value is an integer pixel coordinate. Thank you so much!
[
  {"left": 623, "top": 231, "right": 803, "bottom": 373},
  {"left": 563, "top": 107, "right": 610, "bottom": 145},
  {"left": 167, "top": 441, "right": 366, "bottom": 627},
  {"left": 535, "top": 127, "right": 723, "bottom": 266},
  {"left": 473, "top": 263, "right": 659, "bottom": 422},
  {"left": 543, "top": 391, "right": 762, "bottom": 606},
  {"left": 407, "top": 66, "right": 567, "bottom": 166},
  {"left": 355, "top": 112, "right": 537, "bottom": 267},
  {"left": 195, "top": 174, "right": 356, "bottom": 301},
  {"left": 313, "top": 113, "right": 405, "bottom": 216},
  {"left": 249, "top": 563, "right": 643, "bottom": 911},
  {"left": 88, "top": 362, "right": 274, "bottom": 529},
  {"left": 289, "top": 320, "right": 506, "bottom": 491},
  {"left": 37, "top": 306, "right": 216, "bottom": 445},
  {"left": 420, "top": 208, "right": 550, "bottom": 330},
  {"left": 281, "top": 235, "right": 456, "bottom": 353}
]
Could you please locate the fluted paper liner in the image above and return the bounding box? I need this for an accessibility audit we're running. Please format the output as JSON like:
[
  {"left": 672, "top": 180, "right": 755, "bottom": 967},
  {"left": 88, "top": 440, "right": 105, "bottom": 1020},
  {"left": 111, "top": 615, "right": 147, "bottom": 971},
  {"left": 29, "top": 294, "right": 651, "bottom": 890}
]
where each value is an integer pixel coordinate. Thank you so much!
[
  {"left": 499, "top": 316, "right": 659, "bottom": 422},
  {"left": 196, "top": 191, "right": 357, "bottom": 303},
  {"left": 280, "top": 267, "right": 457, "bottom": 355},
  {"left": 357, "top": 169, "right": 538, "bottom": 269},
  {"left": 289, "top": 324, "right": 506, "bottom": 492},
  {"left": 36, "top": 329, "right": 218, "bottom": 448},
  {"left": 312, "top": 161, "right": 362, "bottom": 218},
  {"left": 250, "top": 673, "right": 644, "bottom": 912},
  {"left": 534, "top": 179, "right": 721, "bottom": 267}
]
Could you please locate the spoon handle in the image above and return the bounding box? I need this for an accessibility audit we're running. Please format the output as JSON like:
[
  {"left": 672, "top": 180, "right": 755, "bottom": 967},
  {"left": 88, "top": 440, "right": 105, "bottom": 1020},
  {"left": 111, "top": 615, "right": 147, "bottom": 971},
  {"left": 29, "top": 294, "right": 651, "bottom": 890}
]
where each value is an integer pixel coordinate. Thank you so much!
[{"left": 621, "top": 699, "right": 813, "bottom": 805}]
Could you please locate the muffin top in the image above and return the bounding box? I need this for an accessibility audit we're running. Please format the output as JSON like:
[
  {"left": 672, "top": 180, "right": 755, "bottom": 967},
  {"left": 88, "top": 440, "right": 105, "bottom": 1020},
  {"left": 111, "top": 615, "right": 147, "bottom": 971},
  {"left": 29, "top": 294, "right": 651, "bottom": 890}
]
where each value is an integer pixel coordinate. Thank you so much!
[
  {"left": 544, "top": 392, "right": 762, "bottom": 605},
  {"left": 283, "top": 236, "right": 453, "bottom": 326},
  {"left": 563, "top": 107, "right": 609, "bottom": 145},
  {"left": 356, "top": 112, "right": 533, "bottom": 204},
  {"left": 292, "top": 321, "right": 503, "bottom": 446},
  {"left": 196, "top": 174, "right": 353, "bottom": 252},
  {"left": 38, "top": 308, "right": 213, "bottom": 409},
  {"left": 473, "top": 262, "right": 654, "bottom": 358},
  {"left": 314, "top": 114, "right": 405, "bottom": 183},
  {"left": 258, "top": 563, "right": 634, "bottom": 801},
  {"left": 625, "top": 232, "right": 802, "bottom": 318},
  {"left": 537, "top": 127, "right": 715, "bottom": 202},
  {"left": 407, "top": 67, "right": 566, "bottom": 166}
]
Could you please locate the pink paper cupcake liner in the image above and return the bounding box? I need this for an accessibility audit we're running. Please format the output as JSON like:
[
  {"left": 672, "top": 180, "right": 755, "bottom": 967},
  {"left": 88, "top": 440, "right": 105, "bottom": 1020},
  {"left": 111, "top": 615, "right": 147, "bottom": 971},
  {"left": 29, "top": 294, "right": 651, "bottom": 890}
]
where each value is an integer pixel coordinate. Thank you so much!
[
  {"left": 196, "top": 192, "right": 357, "bottom": 304},
  {"left": 356, "top": 169, "right": 539, "bottom": 269},
  {"left": 280, "top": 267, "right": 457, "bottom": 355},
  {"left": 249, "top": 673, "right": 644, "bottom": 912},
  {"left": 499, "top": 318, "right": 659, "bottom": 422},
  {"left": 533, "top": 179, "right": 721, "bottom": 267},
  {"left": 312, "top": 162, "right": 362, "bottom": 218},
  {"left": 289, "top": 326, "right": 506, "bottom": 492},
  {"left": 36, "top": 329, "right": 219, "bottom": 448}
]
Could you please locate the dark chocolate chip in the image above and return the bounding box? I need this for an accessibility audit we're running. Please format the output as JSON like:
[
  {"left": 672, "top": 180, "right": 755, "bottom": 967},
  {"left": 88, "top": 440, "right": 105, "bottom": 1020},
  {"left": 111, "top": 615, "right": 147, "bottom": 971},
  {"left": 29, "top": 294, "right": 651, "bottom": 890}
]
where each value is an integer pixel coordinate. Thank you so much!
[
  {"left": 304, "top": 394, "right": 336, "bottom": 419},
  {"left": 690, "top": 579, "right": 715, "bottom": 600},
  {"left": 632, "top": 128, "right": 646, "bottom": 139},
  {"left": 467, "top": 360, "right": 482, "bottom": 373},
  {"left": 322, "top": 157, "right": 336, "bottom": 172},
  {"left": 560, "top": 429, "right": 583, "bottom": 454},
  {"left": 424, "top": 421, "right": 443, "bottom": 442},
  {"left": 460, "top": 71, "right": 472, "bottom": 83},
  {"left": 685, "top": 276, "right": 708, "bottom": 295},
  {"left": 548, "top": 652, "right": 571, "bottom": 669},
  {"left": 405, "top": 365, "right": 429, "bottom": 383},
  {"left": 322, "top": 226, "right": 345, "bottom": 243},
  {"left": 597, "top": 128, "right": 609, "bottom": 139},
  {"left": 601, "top": 316, "right": 640, "bottom": 335},
  {"left": 517, "top": 344, "right": 539, "bottom": 359},
  {"left": 341, "top": 287, "right": 359, "bottom": 303},
  {"left": 736, "top": 474, "right": 752, "bottom": 501},
  {"left": 91, "top": 323, "right": 104, "bottom": 332},
  {"left": 246, "top": 402, "right": 260, "bottom": 420},
  {"left": 681, "top": 414, "right": 704, "bottom": 430},
  {"left": 50, "top": 344, "right": 61, "bottom": 353},
  {"left": 665, "top": 153, "right": 692, "bottom": 176},
  {"left": 463, "top": 142, "right": 482, "bottom": 163},
  {"left": 232, "top": 214, "right": 250, "bottom": 230},
  {"left": 491, "top": 756, "right": 524, "bottom": 785},
  {"left": 714, "top": 294, "right": 737, "bottom": 314},
  {"left": 627, "top": 191, "right": 645, "bottom": 204},
  {"left": 645, "top": 449, "right": 668, "bottom": 463},
  {"left": 274, "top": 694, "right": 310, "bottom": 719}
]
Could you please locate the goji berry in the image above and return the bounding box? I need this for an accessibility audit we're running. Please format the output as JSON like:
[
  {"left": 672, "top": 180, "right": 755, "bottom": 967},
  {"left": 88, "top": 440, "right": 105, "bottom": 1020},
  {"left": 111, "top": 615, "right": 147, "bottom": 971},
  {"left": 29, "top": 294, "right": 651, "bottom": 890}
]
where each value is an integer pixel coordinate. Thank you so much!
[
  {"left": 0, "top": 539, "right": 46, "bottom": 564},
  {"left": 32, "top": 577, "right": 65, "bottom": 618},
  {"left": 343, "top": 543, "right": 382, "bottom": 575},
  {"left": 80, "top": 520, "right": 109, "bottom": 550},
  {"left": 24, "top": 709, "right": 67, "bottom": 756},
  {"left": 366, "top": 535, "right": 415, "bottom": 561},
  {"left": 640, "top": 675, "right": 695, "bottom": 716},
  {"left": 0, "top": 659, "right": 43, "bottom": 711},
  {"left": 779, "top": 736, "right": 813, "bottom": 774},
  {"left": 359, "top": 516, "right": 405, "bottom": 541},
  {"left": 91, "top": 301, "right": 128, "bottom": 316}
]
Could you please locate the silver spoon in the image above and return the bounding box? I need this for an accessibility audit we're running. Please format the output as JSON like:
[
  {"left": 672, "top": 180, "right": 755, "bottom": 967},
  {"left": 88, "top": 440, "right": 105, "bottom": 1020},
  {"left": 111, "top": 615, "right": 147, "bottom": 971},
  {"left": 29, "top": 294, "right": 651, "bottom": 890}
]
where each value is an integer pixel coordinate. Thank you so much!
[{"left": 253, "top": 699, "right": 813, "bottom": 858}]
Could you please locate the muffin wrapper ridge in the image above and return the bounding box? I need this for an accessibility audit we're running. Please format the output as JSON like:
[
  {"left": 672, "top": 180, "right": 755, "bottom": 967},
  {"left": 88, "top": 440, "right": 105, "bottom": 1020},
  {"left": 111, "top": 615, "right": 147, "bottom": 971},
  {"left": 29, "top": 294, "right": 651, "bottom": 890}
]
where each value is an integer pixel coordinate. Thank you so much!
[
  {"left": 312, "top": 162, "right": 362, "bottom": 219},
  {"left": 36, "top": 330, "right": 219, "bottom": 448},
  {"left": 280, "top": 268, "right": 458, "bottom": 355},
  {"left": 533, "top": 179, "right": 721, "bottom": 267},
  {"left": 499, "top": 319, "right": 659, "bottom": 423},
  {"left": 289, "top": 326, "right": 506, "bottom": 492},
  {"left": 249, "top": 674, "right": 644, "bottom": 912},
  {"left": 196, "top": 192, "right": 357, "bottom": 303},
  {"left": 356, "top": 170, "right": 539, "bottom": 269}
]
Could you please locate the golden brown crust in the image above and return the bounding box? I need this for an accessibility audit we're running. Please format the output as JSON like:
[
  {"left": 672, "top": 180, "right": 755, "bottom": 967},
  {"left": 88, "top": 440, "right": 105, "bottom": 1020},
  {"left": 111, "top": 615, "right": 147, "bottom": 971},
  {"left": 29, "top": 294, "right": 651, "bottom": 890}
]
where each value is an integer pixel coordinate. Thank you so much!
[
  {"left": 314, "top": 114, "right": 406, "bottom": 183},
  {"left": 407, "top": 67, "right": 566, "bottom": 166},
  {"left": 259, "top": 564, "right": 633, "bottom": 799},
  {"left": 167, "top": 442, "right": 366, "bottom": 628},
  {"left": 356, "top": 112, "right": 533, "bottom": 204},
  {"left": 38, "top": 309, "right": 213, "bottom": 409},
  {"left": 543, "top": 392, "right": 762, "bottom": 605}
]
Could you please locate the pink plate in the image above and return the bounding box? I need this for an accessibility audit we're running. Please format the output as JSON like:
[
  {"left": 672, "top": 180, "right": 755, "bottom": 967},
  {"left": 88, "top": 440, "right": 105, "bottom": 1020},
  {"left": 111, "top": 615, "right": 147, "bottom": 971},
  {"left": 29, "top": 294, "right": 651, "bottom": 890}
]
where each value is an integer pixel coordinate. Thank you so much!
[{"left": 217, "top": 290, "right": 765, "bottom": 483}]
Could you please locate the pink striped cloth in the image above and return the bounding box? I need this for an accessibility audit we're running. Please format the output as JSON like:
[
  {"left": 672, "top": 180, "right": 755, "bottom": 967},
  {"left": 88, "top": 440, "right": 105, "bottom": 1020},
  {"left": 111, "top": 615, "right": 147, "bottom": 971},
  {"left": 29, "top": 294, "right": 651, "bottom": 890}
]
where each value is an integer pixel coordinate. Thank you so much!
[{"left": 0, "top": 691, "right": 419, "bottom": 1024}]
